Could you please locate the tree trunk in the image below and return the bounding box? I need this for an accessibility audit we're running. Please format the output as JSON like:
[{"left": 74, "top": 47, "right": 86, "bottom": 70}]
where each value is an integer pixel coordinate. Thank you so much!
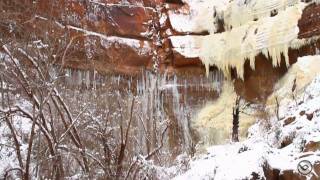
[{"left": 232, "top": 97, "right": 240, "bottom": 142}]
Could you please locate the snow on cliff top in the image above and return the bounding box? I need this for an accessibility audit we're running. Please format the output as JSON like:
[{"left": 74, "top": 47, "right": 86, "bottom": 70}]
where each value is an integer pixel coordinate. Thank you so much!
[{"left": 168, "top": 0, "right": 229, "bottom": 33}]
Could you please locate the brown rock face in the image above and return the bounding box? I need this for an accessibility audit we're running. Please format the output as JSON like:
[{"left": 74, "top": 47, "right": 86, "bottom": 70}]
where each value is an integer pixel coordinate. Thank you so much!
[
  {"left": 2, "top": 0, "right": 320, "bottom": 101},
  {"left": 233, "top": 54, "right": 289, "bottom": 103},
  {"left": 30, "top": 0, "right": 208, "bottom": 76},
  {"left": 283, "top": 117, "right": 296, "bottom": 126},
  {"left": 263, "top": 161, "right": 320, "bottom": 180},
  {"left": 298, "top": 2, "right": 320, "bottom": 39},
  {"left": 233, "top": 39, "right": 320, "bottom": 102},
  {"left": 304, "top": 141, "right": 320, "bottom": 152},
  {"left": 233, "top": 3, "right": 320, "bottom": 102},
  {"left": 33, "top": 0, "right": 159, "bottom": 75}
]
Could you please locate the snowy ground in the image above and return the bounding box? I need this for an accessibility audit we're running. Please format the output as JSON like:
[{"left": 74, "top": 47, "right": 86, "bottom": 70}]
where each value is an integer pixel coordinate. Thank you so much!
[{"left": 172, "top": 70, "right": 320, "bottom": 179}]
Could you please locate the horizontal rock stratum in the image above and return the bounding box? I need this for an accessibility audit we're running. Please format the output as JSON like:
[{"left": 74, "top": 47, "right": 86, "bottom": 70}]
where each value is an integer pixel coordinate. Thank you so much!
[{"left": 1, "top": 0, "right": 320, "bottom": 101}]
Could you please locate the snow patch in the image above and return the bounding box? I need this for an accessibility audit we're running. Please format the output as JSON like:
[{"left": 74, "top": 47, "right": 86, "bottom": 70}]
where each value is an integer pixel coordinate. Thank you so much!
[
  {"left": 67, "top": 25, "right": 151, "bottom": 56},
  {"left": 168, "top": 0, "right": 229, "bottom": 33},
  {"left": 267, "top": 55, "right": 320, "bottom": 115},
  {"left": 169, "top": 36, "right": 202, "bottom": 58}
]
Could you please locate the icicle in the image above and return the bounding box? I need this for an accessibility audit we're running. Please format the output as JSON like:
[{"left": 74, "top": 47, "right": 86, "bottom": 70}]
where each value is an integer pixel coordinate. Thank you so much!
[
  {"left": 93, "top": 70, "right": 97, "bottom": 90},
  {"left": 224, "top": 0, "right": 302, "bottom": 30},
  {"left": 198, "top": 4, "right": 306, "bottom": 79},
  {"left": 85, "top": 70, "right": 90, "bottom": 89},
  {"left": 316, "top": 47, "right": 320, "bottom": 55}
]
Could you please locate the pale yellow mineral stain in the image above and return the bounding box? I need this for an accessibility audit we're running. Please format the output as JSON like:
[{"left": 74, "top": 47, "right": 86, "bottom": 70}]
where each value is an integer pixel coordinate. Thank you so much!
[{"left": 193, "top": 82, "right": 256, "bottom": 145}]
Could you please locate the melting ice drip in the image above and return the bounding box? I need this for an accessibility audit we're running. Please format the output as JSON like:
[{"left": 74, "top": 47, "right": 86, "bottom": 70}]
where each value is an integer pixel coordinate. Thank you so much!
[
  {"left": 63, "top": 68, "right": 136, "bottom": 91},
  {"left": 61, "top": 67, "right": 225, "bottom": 157},
  {"left": 316, "top": 47, "right": 320, "bottom": 55},
  {"left": 64, "top": 68, "right": 92, "bottom": 88},
  {"left": 136, "top": 70, "right": 224, "bottom": 155}
]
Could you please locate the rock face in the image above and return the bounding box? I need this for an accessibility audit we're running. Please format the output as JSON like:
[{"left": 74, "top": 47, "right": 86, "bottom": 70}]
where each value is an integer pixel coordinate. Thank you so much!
[
  {"left": 263, "top": 163, "right": 320, "bottom": 180},
  {"left": 1, "top": 0, "right": 222, "bottom": 161},
  {"left": 18, "top": 0, "right": 206, "bottom": 75},
  {"left": 298, "top": 3, "right": 320, "bottom": 39},
  {"left": 2, "top": 0, "right": 320, "bottom": 102},
  {"left": 2, "top": 1, "right": 320, "bottom": 178},
  {"left": 234, "top": 40, "right": 320, "bottom": 102}
]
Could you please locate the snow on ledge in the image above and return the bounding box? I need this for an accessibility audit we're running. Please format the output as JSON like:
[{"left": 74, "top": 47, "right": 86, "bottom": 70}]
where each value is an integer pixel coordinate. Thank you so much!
[
  {"left": 168, "top": 0, "right": 229, "bottom": 33},
  {"left": 67, "top": 25, "right": 151, "bottom": 56},
  {"left": 169, "top": 35, "right": 202, "bottom": 58}
]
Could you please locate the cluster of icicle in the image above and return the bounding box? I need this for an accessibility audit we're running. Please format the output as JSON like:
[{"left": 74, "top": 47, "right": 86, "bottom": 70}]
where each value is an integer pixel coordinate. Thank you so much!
[
  {"left": 197, "top": 0, "right": 319, "bottom": 79},
  {"left": 136, "top": 70, "right": 224, "bottom": 153},
  {"left": 224, "top": 0, "right": 301, "bottom": 30}
]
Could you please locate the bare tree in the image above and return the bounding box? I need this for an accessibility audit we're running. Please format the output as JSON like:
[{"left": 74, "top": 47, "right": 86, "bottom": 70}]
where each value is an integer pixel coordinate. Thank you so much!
[
  {"left": 232, "top": 96, "right": 241, "bottom": 142},
  {"left": 292, "top": 78, "right": 298, "bottom": 106},
  {"left": 0, "top": 1, "right": 176, "bottom": 179}
]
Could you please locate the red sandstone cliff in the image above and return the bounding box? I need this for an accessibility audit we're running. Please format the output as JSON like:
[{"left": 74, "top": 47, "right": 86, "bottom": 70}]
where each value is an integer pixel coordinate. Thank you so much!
[{"left": 2, "top": 0, "right": 320, "bottom": 102}]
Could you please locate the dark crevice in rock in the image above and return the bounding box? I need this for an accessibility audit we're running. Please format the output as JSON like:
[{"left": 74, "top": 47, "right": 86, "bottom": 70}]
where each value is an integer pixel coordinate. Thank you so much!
[{"left": 165, "top": 0, "right": 184, "bottom": 5}]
